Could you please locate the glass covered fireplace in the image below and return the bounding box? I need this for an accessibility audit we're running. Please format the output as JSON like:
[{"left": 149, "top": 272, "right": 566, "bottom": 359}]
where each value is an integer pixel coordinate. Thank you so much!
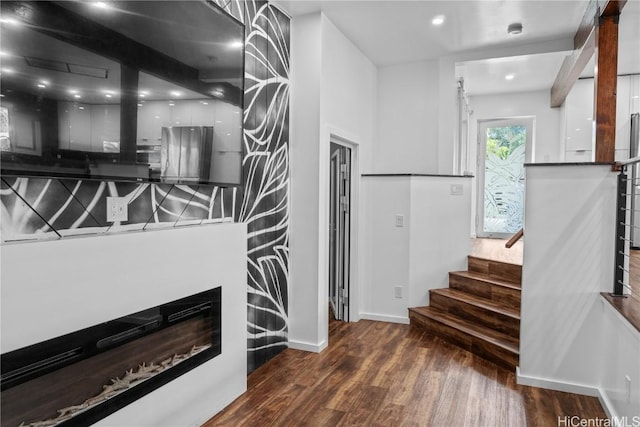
[{"left": 1, "top": 287, "right": 221, "bottom": 427}]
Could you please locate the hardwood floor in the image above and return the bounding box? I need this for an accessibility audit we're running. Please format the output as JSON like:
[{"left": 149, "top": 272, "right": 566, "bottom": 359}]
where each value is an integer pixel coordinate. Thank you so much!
[{"left": 203, "top": 319, "right": 605, "bottom": 427}]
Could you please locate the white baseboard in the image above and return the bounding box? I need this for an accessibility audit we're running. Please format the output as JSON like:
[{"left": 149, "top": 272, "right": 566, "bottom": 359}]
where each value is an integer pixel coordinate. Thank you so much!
[
  {"left": 359, "top": 312, "right": 410, "bottom": 324},
  {"left": 516, "top": 367, "right": 600, "bottom": 396},
  {"left": 516, "top": 369, "right": 621, "bottom": 420},
  {"left": 288, "top": 339, "right": 328, "bottom": 353},
  {"left": 597, "top": 388, "right": 619, "bottom": 420}
]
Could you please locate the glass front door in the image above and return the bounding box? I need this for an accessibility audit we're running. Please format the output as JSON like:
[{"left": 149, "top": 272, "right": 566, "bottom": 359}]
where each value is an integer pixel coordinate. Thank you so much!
[{"left": 477, "top": 119, "right": 532, "bottom": 238}]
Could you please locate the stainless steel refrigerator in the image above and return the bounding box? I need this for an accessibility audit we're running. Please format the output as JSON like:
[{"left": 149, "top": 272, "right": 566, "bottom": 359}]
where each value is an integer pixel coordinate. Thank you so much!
[{"left": 160, "top": 126, "right": 213, "bottom": 182}]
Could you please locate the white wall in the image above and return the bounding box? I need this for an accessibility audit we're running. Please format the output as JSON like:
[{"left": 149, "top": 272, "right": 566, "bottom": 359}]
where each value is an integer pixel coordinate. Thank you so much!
[
  {"left": 360, "top": 176, "right": 472, "bottom": 322},
  {"left": 518, "top": 164, "right": 640, "bottom": 419},
  {"left": 600, "top": 301, "right": 640, "bottom": 419},
  {"left": 375, "top": 61, "right": 439, "bottom": 174},
  {"left": 409, "top": 177, "right": 472, "bottom": 307},
  {"left": 289, "top": 12, "right": 377, "bottom": 351},
  {"left": 1, "top": 224, "right": 248, "bottom": 426},
  {"left": 289, "top": 12, "right": 323, "bottom": 352}
]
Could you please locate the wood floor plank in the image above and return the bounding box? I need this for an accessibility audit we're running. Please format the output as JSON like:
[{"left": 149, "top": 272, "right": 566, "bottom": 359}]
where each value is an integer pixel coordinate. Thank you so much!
[{"left": 202, "top": 320, "right": 606, "bottom": 427}]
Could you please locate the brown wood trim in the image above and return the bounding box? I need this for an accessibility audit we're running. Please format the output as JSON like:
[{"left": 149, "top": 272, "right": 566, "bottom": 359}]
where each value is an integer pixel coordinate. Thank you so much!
[
  {"left": 505, "top": 228, "right": 524, "bottom": 249},
  {"left": 574, "top": 0, "right": 599, "bottom": 49},
  {"left": 549, "top": 0, "right": 627, "bottom": 109},
  {"left": 550, "top": 36, "right": 595, "bottom": 108},
  {"left": 600, "top": 292, "right": 640, "bottom": 333},
  {"left": 594, "top": 13, "right": 620, "bottom": 162}
]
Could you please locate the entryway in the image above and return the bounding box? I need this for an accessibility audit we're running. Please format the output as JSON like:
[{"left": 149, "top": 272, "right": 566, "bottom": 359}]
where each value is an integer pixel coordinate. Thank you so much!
[
  {"left": 477, "top": 118, "right": 533, "bottom": 238},
  {"left": 329, "top": 141, "right": 351, "bottom": 322}
]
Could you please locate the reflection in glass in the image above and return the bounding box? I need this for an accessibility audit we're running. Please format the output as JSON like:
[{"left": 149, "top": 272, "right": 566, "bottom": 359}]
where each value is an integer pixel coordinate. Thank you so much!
[{"left": 0, "top": 0, "right": 244, "bottom": 185}]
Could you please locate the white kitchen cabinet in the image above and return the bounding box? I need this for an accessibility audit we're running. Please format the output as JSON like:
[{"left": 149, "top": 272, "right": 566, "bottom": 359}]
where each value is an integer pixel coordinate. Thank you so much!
[
  {"left": 91, "top": 104, "right": 120, "bottom": 152},
  {"left": 563, "top": 79, "right": 595, "bottom": 157},
  {"left": 136, "top": 101, "right": 170, "bottom": 145}
]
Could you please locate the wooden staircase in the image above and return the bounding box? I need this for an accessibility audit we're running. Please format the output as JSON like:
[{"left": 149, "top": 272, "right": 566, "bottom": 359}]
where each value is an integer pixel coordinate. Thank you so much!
[{"left": 408, "top": 256, "right": 522, "bottom": 370}]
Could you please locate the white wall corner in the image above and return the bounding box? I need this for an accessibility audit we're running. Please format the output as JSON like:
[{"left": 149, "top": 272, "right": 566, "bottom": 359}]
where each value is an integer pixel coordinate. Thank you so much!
[
  {"left": 288, "top": 338, "right": 328, "bottom": 353},
  {"left": 359, "top": 313, "right": 410, "bottom": 324}
]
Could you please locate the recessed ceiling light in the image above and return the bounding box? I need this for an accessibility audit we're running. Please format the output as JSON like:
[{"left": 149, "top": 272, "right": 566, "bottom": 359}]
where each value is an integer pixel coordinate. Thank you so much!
[
  {"left": 229, "top": 40, "right": 243, "bottom": 49},
  {"left": 105, "top": 94, "right": 112, "bottom": 98},
  {"left": 40, "top": 80, "right": 50, "bottom": 85},
  {"left": 1, "top": 67, "right": 14, "bottom": 74},
  {"left": 74, "top": 94, "right": 81, "bottom": 98},
  {"left": 170, "top": 91, "right": 182, "bottom": 97},
  {"left": 505, "top": 74, "right": 515, "bottom": 81},
  {"left": 431, "top": 15, "right": 445, "bottom": 26},
  {"left": 93, "top": 2, "right": 110, "bottom": 9},
  {"left": 0, "top": 51, "right": 9, "bottom": 57},
  {"left": 37, "top": 83, "right": 46, "bottom": 88},
  {"left": 507, "top": 22, "right": 523, "bottom": 35}
]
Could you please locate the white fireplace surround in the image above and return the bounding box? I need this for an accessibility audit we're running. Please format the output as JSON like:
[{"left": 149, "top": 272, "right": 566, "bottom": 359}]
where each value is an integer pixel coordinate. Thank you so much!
[{"left": 1, "top": 223, "right": 247, "bottom": 426}]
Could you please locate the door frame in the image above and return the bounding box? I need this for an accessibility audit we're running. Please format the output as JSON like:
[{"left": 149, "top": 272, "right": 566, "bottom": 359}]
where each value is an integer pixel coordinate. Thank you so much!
[
  {"left": 325, "top": 132, "right": 358, "bottom": 325},
  {"left": 329, "top": 148, "right": 343, "bottom": 320},
  {"left": 476, "top": 117, "right": 534, "bottom": 238}
]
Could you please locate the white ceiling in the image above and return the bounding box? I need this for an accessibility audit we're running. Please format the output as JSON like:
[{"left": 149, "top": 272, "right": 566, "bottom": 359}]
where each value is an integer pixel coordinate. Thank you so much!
[
  {"left": 278, "top": 0, "right": 587, "bottom": 66},
  {"left": 456, "top": 51, "right": 570, "bottom": 96},
  {"left": 278, "top": 0, "right": 640, "bottom": 96}
]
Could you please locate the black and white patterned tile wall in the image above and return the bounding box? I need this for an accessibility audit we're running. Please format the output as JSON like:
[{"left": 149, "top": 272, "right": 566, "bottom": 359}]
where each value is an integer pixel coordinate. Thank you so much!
[{"left": 0, "top": 0, "right": 290, "bottom": 373}]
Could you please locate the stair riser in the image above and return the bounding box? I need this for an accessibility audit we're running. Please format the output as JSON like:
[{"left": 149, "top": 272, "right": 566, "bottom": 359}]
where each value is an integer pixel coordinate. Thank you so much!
[
  {"left": 449, "top": 274, "right": 521, "bottom": 308},
  {"left": 429, "top": 292, "right": 520, "bottom": 339},
  {"left": 468, "top": 257, "right": 521, "bottom": 286},
  {"left": 409, "top": 312, "right": 518, "bottom": 370}
]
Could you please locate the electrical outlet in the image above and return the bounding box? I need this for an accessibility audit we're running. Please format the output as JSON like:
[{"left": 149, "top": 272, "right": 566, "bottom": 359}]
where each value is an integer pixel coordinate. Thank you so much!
[
  {"left": 450, "top": 184, "right": 463, "bottom": 195},
  {"left": 106, "top": 196, "right": 128, "bottom": 222},
  {"left": 394, "top": 286, "right": 403, "bottom": 298},
  {"left": 395, "top": 214, "right": 404, "bottom": 227}
]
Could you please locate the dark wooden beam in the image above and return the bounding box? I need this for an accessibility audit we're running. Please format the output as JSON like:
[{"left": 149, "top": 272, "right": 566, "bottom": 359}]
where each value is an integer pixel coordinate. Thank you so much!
[
  {"left": 549, "top": 34, "right": 595, "bottom": 108},
  {"left": 550, "top": 0, "right": 626, "bottom": 108},
  {"left": 594, "top": 13, "right": 620, "bottom": 162},
  {"left": 120, "top": 65, "right": 139, "bottom": 163}
]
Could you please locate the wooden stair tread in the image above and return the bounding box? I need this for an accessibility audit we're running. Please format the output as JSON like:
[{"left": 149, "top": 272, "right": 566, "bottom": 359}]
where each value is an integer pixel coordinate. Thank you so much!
[
  {"left": 450, "top": 271, "right": 521, "bottom": 290},
  {"left": 468, "top": 255, "right": 522, "bottom": 268},
  {"left": 430, "top": 288, "right": 520, "bottom": 319},
  {"left": 408, "top": 306, "right": 519, "bottom": 354}
]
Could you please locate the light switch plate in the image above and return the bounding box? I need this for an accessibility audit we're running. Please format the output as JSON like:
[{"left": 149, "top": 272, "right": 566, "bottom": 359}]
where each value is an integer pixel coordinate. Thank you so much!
[
  {"left": 395, "top": 214, "right": 404, "bottom": 227},
  {"left": 450, "top": 184, "right": 463, "bottom": 195},
  {"left": 394, "top": 286, "right": 403, "bottom": 298},
  {"left": 106, "top": 196, "right": 128, "bottom": 222}
]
